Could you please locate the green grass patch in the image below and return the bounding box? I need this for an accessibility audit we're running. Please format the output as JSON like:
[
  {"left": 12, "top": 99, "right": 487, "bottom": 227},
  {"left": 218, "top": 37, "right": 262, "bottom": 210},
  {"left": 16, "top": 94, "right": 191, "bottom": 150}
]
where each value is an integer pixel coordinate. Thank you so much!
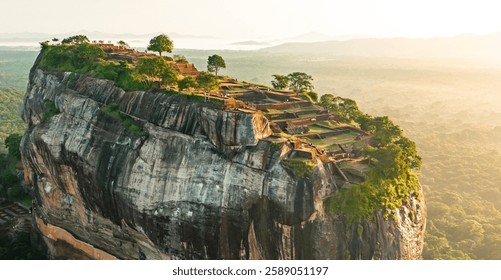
[
  {"left": 287, "top": 106, "right": 316, "bottom": 113},
  {"left": 306, "top": 132, "right": 358, "bottom": 148},
  {"left": 317, "top": 120, "right": 340, "bottom": 127},
  {"left": 282, "top": 158, "right": 316, "bottom": 178},
  {"left": 307, "top": 125, "right": 334, "bottom": 134}
]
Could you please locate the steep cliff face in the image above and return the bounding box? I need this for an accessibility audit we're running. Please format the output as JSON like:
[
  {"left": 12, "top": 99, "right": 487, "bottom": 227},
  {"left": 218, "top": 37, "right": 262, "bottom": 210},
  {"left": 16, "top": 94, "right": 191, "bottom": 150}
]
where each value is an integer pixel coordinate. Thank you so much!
[{"left": 21, "top": 67, "right": 426, "bottom": 259}]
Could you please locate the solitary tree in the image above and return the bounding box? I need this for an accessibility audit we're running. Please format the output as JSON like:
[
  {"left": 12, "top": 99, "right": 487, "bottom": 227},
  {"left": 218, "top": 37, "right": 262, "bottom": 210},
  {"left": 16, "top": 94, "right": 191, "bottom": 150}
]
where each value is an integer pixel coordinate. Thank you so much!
[
  {"left": 196, "top": 72, "right": 219, "bottom": 92},
  {"left": 51, "top": 38, "right": 59, "bottom": 44},
  {"left": 287, "top": 72, "right": 313, "bottom": 93},
  {"left": 207, "top": 54, "right": 226, "bottom": 77},
  {"left": 147, "top": 34, "right": 173, "bottom": 56},
  {"left": 271, "top": 74, "right": 289, "bottom": 90},
  {"left": 136, "top": 57, "right": 178, "bottom": 87}
]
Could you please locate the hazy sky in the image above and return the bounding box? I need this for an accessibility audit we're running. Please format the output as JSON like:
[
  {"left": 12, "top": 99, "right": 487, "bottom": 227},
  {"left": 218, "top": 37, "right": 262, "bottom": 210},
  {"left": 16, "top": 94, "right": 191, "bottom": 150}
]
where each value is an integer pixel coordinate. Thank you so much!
[{"left": 2, "top": 0, "right": 501, "bottom": 40}]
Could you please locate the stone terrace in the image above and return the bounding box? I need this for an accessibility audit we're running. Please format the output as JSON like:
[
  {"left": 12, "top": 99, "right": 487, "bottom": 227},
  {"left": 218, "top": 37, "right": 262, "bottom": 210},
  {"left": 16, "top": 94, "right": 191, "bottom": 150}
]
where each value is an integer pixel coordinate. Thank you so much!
[{"left": 209, "top": 77, "right": 372, "bottom": 186}]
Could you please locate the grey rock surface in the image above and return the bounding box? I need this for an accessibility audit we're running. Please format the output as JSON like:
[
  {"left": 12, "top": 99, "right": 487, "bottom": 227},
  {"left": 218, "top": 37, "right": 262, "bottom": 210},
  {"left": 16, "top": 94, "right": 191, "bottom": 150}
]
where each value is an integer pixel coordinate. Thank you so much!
[{"left": 21, "top": 67, "right": 425, "bottom": 259}]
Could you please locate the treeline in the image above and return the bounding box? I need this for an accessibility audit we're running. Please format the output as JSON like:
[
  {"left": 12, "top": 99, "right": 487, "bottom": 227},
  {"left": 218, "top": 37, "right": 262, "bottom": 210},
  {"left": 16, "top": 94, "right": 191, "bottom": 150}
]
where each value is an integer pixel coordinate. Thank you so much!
[{"left": 0, "top": 88, "right": 26, "bottom": 153}]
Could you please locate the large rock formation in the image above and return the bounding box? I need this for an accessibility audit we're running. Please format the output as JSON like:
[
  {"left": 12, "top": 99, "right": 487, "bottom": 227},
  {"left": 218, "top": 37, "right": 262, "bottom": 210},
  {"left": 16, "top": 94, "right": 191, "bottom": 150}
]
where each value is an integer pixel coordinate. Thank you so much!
[{"left": 21, "top": 65, "right": 426, "bottom": 259}]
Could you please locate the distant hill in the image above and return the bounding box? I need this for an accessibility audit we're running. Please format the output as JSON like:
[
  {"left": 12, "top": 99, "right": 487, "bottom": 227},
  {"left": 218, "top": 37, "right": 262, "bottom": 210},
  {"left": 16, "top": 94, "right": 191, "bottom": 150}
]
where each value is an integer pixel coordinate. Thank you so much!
[
  {"left": 262, "top": 33, "right": 501, "bottom": 62},
  {"left": 280, "top": 32, "right": 334, "bottom": 43},
  {"left": 230, "top": 40, "right": 270, "bottom": 46}
]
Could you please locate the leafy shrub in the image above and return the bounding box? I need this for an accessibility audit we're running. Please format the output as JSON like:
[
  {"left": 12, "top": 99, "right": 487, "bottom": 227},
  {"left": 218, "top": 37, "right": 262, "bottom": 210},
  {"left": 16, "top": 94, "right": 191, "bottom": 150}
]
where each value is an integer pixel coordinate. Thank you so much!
[
  {"left": 196, "top": 71, "right": 219, "bottom": 91},
  {"left": 304, "top": 91, "right": 318, "bottom": 102},
  {"left": 38, "top": 44, "right": 105, "bottom": 73},
  {"left": 65, "top": 73, "right": 79, "bottom": 88},
  {"left": 94, "top": 60, "right": 121, "bottom": 81},
  {"left": 41, "top": 100, "right": 60, "bottom": 122},
  {"left": 178, "top": 76, "right": 198, "bottom": 92}
]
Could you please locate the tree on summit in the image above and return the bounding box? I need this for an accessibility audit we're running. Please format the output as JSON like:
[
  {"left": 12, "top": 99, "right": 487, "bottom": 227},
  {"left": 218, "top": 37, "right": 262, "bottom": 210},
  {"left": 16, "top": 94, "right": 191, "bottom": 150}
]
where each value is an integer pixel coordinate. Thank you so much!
[
  {"left": 287, "top": 72, "right": 313, "bottom": 93},
  {"left": 61, "top": 35, "right": 89, "bottom": 45},
  {"left": 147, "top": 34, "right": 173, "bottom": 56},
  {"left": 207, "top": 54, "right": 226, "bottom": 77},
  {"left": 271, "top": 74, "right": 289, "bottom": 90}
]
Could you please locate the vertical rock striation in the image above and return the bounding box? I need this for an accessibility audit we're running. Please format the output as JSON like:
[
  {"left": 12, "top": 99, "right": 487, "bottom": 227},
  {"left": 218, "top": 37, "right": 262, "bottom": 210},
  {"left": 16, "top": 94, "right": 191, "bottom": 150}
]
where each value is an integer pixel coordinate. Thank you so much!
[{"left": 21, "top": 67, "right": 425, "bottom": 259}]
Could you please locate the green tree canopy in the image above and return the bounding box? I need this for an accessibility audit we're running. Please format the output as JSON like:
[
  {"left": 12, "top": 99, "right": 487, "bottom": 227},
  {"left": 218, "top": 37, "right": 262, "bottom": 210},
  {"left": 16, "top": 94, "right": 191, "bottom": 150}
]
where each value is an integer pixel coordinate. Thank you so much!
[
  {"left": 364, "top": 116, "right": 402, "bottom": 145},
  {"left": 364, "top": 144, "right": 408, "bottom": 179},
  {"left": 136, "top": 57, "right": 178, "bottom": 87},
  {"left": 359, "top": 115, "right": 421, "bottom": 172},
  {"left": 271, "top": 74, "right": 289, "bottom": 90},
  {"left": 147, "top": 34, "right": 173, "bottom": 56},
  {"left": 117, "top": 40, "right": 130, "bottom": 49},
  {"left": 207, "top": 54, "right": 226, "bottom": 76},
  {"left": 4, "top": 133, "right": 22, "bottom": 159},
  {"left": 287, "top": 72, "right": 313, "bottom": 93},
  {"left": 319, "top": 94, "right": 362, "bottom": 122},
  {"left": 61, "top": 35, "right": 89, "bottom": 45},
  {"left": 196, "top": 72, "right": 219, "bottom": 92},
  {"left": 178, "top": 76, "right": 198, "bottom": 92}
]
